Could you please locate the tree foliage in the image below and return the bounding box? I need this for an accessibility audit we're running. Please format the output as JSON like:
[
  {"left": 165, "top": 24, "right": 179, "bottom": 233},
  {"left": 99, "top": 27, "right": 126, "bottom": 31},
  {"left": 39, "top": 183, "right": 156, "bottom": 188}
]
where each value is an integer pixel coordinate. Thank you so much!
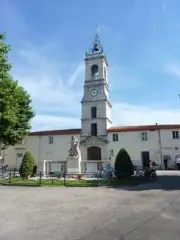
[
  {"left": 0, "top": 33, "right": 34, "bottom": 152},
  {"left": 19, "top": 151, "right": 36, "bottom": 178},
  {"left": 114, "top": 148, "right": 134, "bottom": 177}
]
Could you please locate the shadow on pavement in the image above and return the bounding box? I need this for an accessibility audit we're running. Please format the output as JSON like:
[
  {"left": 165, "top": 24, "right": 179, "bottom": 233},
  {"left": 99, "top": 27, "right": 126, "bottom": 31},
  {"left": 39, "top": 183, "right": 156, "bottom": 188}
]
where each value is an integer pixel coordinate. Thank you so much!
[{"left": 112, "top": 175, "right": 180, "bottom": 191}]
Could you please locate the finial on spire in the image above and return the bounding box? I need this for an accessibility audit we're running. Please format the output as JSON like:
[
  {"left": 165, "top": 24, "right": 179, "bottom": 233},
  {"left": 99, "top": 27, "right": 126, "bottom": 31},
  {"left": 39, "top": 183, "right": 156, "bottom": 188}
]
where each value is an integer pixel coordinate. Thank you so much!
[
  {"left": 95, "top": 24, "right": 100, "bottom": 36},
  {"left": 85, "top": 25, "right": 103, "bottom": 56},
  {"left": 91, "top": 25, "right": 103, "bottom": 53}
]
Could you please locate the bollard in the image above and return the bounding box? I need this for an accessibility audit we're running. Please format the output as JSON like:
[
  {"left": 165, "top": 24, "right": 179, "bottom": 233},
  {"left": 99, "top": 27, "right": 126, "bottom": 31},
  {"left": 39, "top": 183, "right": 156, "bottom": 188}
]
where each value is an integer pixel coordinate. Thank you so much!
[
  {"left": 97, "top": 172, "right": 99, "bottom": 187},
  {"left": 63, "top": 173, "right": 66, "bottom": 186}
]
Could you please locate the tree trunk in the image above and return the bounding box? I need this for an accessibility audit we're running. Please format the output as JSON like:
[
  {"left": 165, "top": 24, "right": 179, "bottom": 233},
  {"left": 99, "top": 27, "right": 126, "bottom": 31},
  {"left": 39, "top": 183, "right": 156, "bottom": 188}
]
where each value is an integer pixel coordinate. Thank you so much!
[
  {"left": 0, "top": 141, "right": 7, "bottom": 165},
  {"left": 0, "top": 150, "right": 4, "bottom": 165}
]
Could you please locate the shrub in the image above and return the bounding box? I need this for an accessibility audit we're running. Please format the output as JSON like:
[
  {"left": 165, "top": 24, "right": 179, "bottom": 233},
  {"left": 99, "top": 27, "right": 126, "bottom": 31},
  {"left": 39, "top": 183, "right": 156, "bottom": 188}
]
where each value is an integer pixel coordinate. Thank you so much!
[
  {"left": 114, "top": 148, "right": 134, "bottom": 178},
  {"left": 32, "top": 165, "right": 37, "bottom": 177},
  {"left": 19, "top": 151, "right": 36, "bottom": 179}
]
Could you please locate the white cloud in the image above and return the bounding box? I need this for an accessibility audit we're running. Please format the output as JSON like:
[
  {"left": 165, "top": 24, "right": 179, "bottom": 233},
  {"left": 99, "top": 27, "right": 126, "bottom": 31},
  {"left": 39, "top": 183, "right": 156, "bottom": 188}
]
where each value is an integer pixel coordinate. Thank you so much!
[
  {"left": 31, "top": 115, "right": 80, "bottom": 131},
  {"left": 12, "top": 44, "right": 83, "bottom": 116},
  {"left": 166, "top": 63, "right": 180, "bottom": 79},
  {"left": 108, "top": 65, "right": 143, "bottom": 90},
  {"left": 113, "top": 102, "right": 180, "bottom": 126},
  {"left": 30, "top": 103, "right": 180, "bottom": 131}
]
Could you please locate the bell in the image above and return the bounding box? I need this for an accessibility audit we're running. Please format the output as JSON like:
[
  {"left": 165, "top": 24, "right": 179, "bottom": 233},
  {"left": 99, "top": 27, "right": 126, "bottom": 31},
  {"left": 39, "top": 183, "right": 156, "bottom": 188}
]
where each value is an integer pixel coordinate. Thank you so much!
[{"left": 93, "top": 44, "right": 99, "bottom": 52}]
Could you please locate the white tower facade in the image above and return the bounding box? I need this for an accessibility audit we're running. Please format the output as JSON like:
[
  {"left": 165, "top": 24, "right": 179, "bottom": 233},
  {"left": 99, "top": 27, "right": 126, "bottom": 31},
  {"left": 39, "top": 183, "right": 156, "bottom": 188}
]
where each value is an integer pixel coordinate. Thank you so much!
[{"left": 80, "top": 30, "right": 112, "bottom": 163}]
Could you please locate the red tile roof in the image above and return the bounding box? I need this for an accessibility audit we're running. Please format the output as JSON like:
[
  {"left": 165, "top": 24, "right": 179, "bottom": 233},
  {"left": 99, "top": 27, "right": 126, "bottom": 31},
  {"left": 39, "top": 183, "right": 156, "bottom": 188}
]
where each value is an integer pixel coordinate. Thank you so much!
[
  {"left": 29, "top": 124, "right": 180, "bottom": 136},
  {"left": 29, "top": 129, "right": 81, "bottom": 136},
  {"left": 107, "top": 124, "right": 180, "bottom": 132}
]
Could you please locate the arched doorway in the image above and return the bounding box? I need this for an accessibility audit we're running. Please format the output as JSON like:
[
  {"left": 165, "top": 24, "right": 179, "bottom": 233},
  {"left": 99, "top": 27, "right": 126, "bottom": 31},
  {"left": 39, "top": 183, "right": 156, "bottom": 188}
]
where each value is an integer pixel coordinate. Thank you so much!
[
  {"left": 87, "top": 147, "right": 101, "bottom": 160},
  {"left": 86, "top": 147, "right": 101, "bottom": 173}
]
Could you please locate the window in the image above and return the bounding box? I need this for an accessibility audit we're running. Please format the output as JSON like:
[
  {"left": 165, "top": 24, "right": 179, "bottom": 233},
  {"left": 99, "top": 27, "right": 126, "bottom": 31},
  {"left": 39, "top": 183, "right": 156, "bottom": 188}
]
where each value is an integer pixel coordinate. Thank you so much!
[
  {"left": 172, "top": 131, "right": 179, "bottom": 139},
  {"left": 112, "top": 134, "right": 118, "bottom": 142},
  {"left": 91, "top": 65, "right": 99, "bottom": 78},
  {"left": 91, "top": 123, "right": 97, "bottom": 136},
  {"left": 17, "top": 153, "right": 23, "bottom": 158},
  {"left": 48, "top": 136, "right": 54, "bottom": 144},
  {"left": 141, "top": 132, "right": 148, "bottom": 141},
  {"left": 91, "top": 107, "right": 97, "bottom": 118}
]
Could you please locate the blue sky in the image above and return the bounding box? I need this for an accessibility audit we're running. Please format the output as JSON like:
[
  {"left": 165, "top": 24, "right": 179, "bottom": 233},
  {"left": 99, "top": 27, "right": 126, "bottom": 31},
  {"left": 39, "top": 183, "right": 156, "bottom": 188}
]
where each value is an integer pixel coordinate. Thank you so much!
[{"left": 1, "top": 0, "right": 180, "bottom": 131}]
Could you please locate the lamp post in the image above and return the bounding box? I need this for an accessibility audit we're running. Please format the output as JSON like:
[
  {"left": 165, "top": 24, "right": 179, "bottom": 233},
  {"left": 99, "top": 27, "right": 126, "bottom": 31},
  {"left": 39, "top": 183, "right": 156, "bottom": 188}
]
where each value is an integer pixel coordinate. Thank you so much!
[{"left": 156, "top": 123, "right": 163, "bottom": 169}]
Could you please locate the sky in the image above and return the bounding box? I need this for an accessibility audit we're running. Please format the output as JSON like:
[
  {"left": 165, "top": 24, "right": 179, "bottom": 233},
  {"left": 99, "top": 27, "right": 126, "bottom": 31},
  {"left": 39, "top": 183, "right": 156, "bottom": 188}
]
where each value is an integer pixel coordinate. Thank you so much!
[{"left": 1, "top": 0, "right": 180, "bottom": 131}]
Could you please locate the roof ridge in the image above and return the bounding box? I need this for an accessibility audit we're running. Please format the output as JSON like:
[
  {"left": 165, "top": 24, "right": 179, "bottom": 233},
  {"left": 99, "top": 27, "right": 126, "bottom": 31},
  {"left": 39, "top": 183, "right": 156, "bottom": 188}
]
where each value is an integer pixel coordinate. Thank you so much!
[{"left": 28, "top": 124, "right": 180, "bottom": 136}]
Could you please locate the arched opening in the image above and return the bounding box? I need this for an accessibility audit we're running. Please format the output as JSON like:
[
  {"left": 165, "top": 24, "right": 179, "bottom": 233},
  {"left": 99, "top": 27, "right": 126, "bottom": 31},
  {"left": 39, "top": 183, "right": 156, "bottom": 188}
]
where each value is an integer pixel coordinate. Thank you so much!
[
  {"left": 91, "top": 65, "right": 99, "bottom": 78},
  {"left": 87, "top": 146, "right": 101, "bottom": 160}
]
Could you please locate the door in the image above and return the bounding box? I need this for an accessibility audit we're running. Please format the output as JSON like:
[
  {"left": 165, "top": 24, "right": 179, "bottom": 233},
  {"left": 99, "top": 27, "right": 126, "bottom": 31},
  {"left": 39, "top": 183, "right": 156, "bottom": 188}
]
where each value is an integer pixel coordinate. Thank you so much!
[
  {"left": 141, "top": 151, "right": 150, "bottom": 169},
  {"left": 87, "top": 147, "right": 101, "bottom": 160},
  {"left": 87, "top": 147, "right": 101, "bottom": 173}
]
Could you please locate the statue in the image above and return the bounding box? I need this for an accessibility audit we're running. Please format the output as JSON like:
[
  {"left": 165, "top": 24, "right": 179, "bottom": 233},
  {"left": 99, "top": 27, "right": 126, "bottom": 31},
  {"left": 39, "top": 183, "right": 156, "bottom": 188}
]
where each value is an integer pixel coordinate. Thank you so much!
[
  {"left": 68, "top": 136, "right": 79, "bottom": 158},
  {"left": 67, "top": 136, "right": 82, "bottom": 173}
]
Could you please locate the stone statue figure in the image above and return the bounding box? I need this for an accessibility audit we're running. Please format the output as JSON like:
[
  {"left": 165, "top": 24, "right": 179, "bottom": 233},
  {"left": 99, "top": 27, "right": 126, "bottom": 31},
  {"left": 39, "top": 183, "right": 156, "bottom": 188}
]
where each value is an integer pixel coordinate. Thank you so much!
[
  {"left": 68, "top": 136, "right": 82, "bottom": 173},
  {"left": 68, "top": 136, "right": 79, "bottom": 157}
]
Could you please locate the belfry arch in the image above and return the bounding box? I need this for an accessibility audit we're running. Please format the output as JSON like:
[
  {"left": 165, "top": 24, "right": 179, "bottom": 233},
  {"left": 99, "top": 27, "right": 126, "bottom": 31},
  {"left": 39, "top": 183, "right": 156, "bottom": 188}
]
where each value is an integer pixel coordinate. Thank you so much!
[{"left": 91, "top": 64, "right": 99, "bottom": 78}]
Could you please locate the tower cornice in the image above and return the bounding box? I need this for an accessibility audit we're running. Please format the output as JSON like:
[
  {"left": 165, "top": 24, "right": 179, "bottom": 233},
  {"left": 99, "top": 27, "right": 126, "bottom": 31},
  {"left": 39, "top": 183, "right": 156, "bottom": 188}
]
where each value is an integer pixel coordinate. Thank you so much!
[
  {"left": 80, "top": 99, "right": 112, "bottom": 108},
  {"left": 84, "top": 53, "right": 108, "bottom": 66}
]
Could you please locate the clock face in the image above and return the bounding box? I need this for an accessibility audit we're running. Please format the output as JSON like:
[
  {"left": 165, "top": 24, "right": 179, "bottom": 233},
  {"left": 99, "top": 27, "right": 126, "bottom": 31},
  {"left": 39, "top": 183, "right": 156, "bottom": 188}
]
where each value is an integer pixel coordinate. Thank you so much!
[{"left": 90, "top": 88, "right": 98, "bottom": 97}]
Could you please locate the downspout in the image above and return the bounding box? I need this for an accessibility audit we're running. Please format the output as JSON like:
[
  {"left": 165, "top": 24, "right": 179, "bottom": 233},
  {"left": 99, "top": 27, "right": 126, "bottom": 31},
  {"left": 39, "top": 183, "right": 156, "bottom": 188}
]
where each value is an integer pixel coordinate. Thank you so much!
[
  {"left": 38, "top": 136, "right": 41, "bottom": 172},
  {"left": 156, "top": 123, "right": 163, "bottom": 169}
]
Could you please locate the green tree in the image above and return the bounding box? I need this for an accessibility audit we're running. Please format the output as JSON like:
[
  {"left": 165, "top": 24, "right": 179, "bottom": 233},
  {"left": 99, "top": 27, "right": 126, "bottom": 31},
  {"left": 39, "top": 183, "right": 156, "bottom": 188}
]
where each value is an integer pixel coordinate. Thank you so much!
[
  {"left": 19, "top": 151, "right": 36, "bottom": 178},
  {"left": 0, "top": 33, "right": 34, "bottom": 159},
  {"left": 114, "top": 148, "right": 134, "bottom": 177}
]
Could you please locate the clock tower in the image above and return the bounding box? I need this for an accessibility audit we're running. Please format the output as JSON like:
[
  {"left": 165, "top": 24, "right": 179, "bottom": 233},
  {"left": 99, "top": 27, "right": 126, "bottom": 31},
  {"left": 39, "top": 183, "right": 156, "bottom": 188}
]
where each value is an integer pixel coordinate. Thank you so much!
[{"left": 80, "top": 29, "right": 112, "bottom": 161}]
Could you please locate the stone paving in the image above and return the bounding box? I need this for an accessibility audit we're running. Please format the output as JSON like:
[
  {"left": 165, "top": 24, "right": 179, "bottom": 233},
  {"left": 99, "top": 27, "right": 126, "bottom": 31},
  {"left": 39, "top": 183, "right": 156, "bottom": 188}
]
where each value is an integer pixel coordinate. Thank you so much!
[{"left": 0, "top": 171, "right": 180, "bottom": 240}]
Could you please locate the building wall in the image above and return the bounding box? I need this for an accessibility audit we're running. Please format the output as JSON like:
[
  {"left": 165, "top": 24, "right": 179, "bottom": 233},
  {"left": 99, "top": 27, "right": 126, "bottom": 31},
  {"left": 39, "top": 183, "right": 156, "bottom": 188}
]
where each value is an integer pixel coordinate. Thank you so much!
[
  {"left": 108, "top": 129, "right": 180, "bottom": 169},
  {"left": 3, "top": 146, "right": 17, "bottom": 170},
  {"left": 160, "top": 129, "right": 180, "bottom": 167},
  {"left": 108, "top": 131, "right": 159, "bottom": 167},
  {"left": 4, "top": 134, "right": 80, "bottom": 171},
  {"left": 4, "top": 128, "right": 180, "bottom": 171},
  {"left": 106, "top": 102, "right": 112, "bottom": 128}
]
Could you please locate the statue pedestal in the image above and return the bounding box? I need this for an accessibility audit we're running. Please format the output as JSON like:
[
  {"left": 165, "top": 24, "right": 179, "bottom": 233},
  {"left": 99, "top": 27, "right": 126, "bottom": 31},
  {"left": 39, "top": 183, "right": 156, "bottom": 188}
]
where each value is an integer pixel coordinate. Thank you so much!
[
  {"left": 67, "top": 157, "right": 79, "bottom": 173},
  {"left": 67, "top": 155, "right": 81, "bottom": 173}
]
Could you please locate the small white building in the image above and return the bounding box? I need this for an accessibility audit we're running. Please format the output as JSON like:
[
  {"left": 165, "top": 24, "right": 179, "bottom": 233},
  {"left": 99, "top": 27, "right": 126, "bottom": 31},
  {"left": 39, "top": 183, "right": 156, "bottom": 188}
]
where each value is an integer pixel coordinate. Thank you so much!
[{"left": 4, "top": 32, "right": 180, "bottom": 172}]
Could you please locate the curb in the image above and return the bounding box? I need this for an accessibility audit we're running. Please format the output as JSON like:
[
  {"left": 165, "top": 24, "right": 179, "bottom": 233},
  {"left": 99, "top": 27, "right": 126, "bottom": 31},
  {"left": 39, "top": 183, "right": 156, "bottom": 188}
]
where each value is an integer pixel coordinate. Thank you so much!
[{"left": 0, "top": 183, "right": 40, "bottom": 187}]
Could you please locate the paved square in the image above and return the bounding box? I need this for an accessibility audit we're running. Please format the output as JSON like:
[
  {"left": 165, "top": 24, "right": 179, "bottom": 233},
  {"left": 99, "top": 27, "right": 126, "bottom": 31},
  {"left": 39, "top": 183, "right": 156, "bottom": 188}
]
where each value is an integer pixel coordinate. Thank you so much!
[{"left": 0, "top": 172, "right": 180, "bottom": 240}]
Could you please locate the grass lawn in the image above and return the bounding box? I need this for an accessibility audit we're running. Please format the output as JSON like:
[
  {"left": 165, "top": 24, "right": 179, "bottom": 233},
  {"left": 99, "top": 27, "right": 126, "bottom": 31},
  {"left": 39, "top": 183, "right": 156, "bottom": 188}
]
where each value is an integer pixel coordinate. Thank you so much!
[
  {"left": 0, "top": 176, "right": 146, "bottom": 187},
  {"left": 0, "top": 178, "right": 98, "bottom": 187}
]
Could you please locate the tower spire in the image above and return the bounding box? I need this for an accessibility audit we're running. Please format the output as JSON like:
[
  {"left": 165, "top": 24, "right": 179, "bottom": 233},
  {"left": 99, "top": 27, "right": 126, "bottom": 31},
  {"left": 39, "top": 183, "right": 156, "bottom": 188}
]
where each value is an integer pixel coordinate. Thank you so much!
[
  {"left": 86, "top": 26, "right": 104, "bottom": 56},
  {"left": 91, "top": 25, "right": 103, "bottom": 53}
]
